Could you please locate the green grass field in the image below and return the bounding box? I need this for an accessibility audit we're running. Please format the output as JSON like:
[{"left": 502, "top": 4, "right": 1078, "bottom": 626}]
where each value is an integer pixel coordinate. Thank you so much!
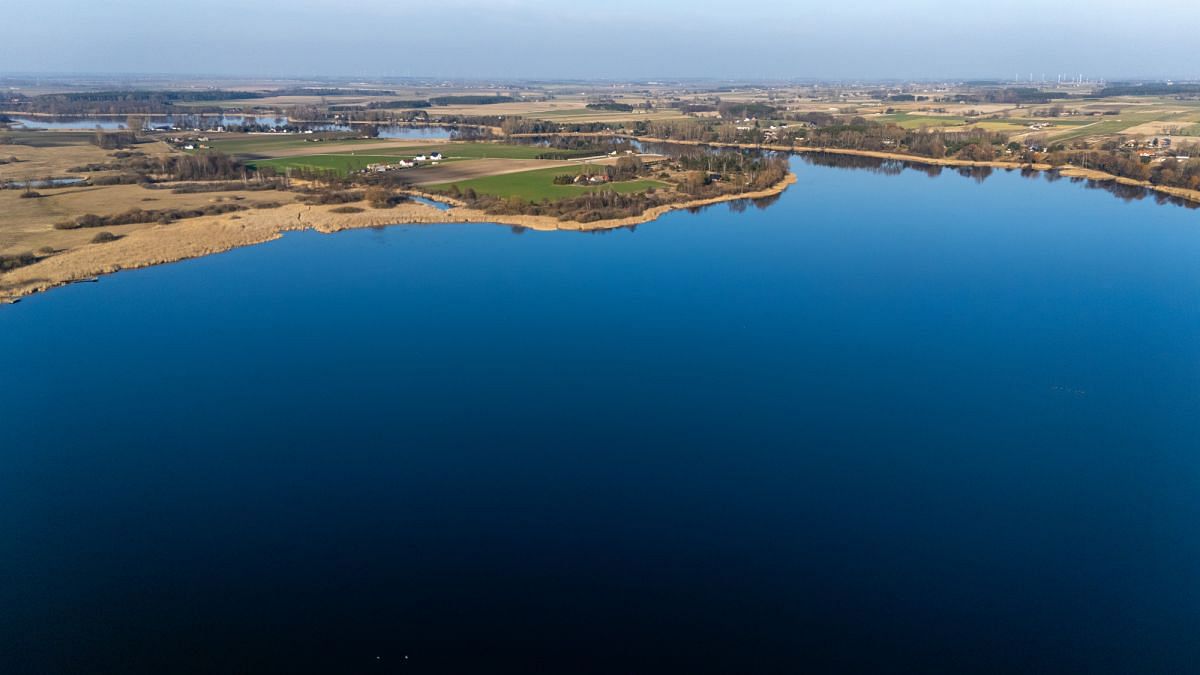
[
  {"left": 1047, "top": 111, "right": 1192, "bottom": 142},
  {"left": 248, "top": 154, "right": 414, "bottom": 174},
  {"left": 533, "top": 107, "right": 684, "bottom": 122},
  {"left": 877, "top": 112, "right": 1093, "bottom": 133},
  {"left": 215, "top": 138, "right": 552, "bottom": 159},
  {"left": 876, "top": 113, "right": 969, "bottom": 129},
  {"left": 427, "top": 165, "right": 666, "bottom": 201},
  {"left": 403, "top": 143, "right": 551, "bottom": 160},
  {"left": 207, "top": 135, "right": 379, "bottom": 155},
  {"left": 246, "top": 143, "right": 557, "bottom": 175},
  {"left": 966, "top": 121, "right": 1034, "bottom": 132}
]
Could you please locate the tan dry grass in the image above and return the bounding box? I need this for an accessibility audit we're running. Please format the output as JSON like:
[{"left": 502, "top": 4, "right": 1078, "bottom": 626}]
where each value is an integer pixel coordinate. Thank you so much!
[
  {"left": 0, "top": 182, "right": 297, "bottom": 255},
  {"left": 0, "top": 137, "right": 174, "bottom": 181}
]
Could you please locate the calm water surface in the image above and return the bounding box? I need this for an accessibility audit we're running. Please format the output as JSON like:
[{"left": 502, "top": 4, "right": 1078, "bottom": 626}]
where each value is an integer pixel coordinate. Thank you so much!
[
  {"left": 11, "top": 117, "right": 130, "bottom": 130},
  {"left": 2, "top": 158, "right": 1198, "bottom": 674}
]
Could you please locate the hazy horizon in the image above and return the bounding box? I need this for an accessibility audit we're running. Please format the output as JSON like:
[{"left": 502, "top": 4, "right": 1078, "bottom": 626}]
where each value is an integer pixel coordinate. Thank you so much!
[{"left": 5, "top": 0, "right": 1199, "bottom": 82}]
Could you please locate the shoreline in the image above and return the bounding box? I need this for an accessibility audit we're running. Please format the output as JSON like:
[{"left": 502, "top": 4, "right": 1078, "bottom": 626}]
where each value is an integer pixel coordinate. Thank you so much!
[
  {"left": 520, "top": 133, "right": 1200, "bottom": 206},
  {"left": 641, "top": 137, "right": 1200, "bottom": 205},
  {"left": 0, "top": 175, "right": 796, "bottom": 304},
  {"left": 7, "top": 126, "right": 1196, "bottom": 305}
]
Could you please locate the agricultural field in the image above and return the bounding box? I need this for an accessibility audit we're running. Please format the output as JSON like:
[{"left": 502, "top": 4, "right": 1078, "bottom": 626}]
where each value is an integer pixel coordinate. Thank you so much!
[
  {"left": 965, "top": 120, "right": 1044, "bottom": 133},
  {"left": 249, "top": 153, "right": 419, "bottom": 175},
  {"left": 876, "top": 113, "right": 970, "bottom": 129},
  {"left": 533, "top": 107, "right": 687, "bottom": 123},
  {"left": 426, "top": 165, "right": 666, "bottom": 201},
  {"left": 874, "top": 112, "right": 1090, "bottom": 135},
  {"left": 1046, "top": 110, "right": 1194, "bottom": 143},
  {"left": 207, "top": 135, "right": 391, "bottom": 155},
  {"left": 246, "top": 142, "right": 557, "bottom": 174}
]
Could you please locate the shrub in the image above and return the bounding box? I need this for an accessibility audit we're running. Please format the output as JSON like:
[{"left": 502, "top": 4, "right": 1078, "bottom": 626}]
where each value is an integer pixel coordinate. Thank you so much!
[
  {"left": 0, "top": 252, "right": 37, "bottom": 271},
  {"left": 91, "top": 231, "right": 120, "bottom": 244},
  {"left": 330, "top": 206, "right": 365, "bottom": 214},
  {"left": 55, "top": 203, "right": 248, "bottom": 229},
  {"left": 90, "top": 173, "right": 145, "bottom": 186},
  {"left": 365, "top": 187, "right": 410, "bottom": 208},
  {"left": 166, "top": 180, "right": 283, "bottom": 194},
  {"left": 366, "top": 187, "right": 393, "bottom": 208},
  {"left": 298, "top": 190, "right": 363, "bottom": 205}
]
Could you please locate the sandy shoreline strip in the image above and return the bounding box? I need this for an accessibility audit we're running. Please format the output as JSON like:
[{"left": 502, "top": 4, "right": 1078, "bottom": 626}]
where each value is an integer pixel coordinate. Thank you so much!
[{"left": 0, "top": 175, "right": 796, "bottom": 304}]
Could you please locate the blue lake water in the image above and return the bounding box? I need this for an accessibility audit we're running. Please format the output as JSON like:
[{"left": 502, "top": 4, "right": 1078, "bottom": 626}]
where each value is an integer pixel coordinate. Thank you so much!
[
  {"left": 376, "top": 126, "right": 453, "bottom": 140},
  {"left": 11, "top": 117, "right": 129, "bottom": 130},
  {"left": 11, "top": 115, "right": 291, "bottom": 130},
  {"left": 2, "top": 157, "right": 1198, "bottom": 673}
]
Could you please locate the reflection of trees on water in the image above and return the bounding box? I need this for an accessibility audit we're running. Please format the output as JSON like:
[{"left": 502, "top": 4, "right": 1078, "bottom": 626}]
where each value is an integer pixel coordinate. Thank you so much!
[
  {"left": 1081, "top": 179, "right": 1200, "bottom": 209},
  {"left": 797, "top": 152, "right": 1198, "bottom": 210},
  {"left": 799, "top": 153, "right": 996, "bottom": 182},
  {"left": 572, "top": 223, "right": 639, "bottom": 235},
  {"left": 517, "top": 139, "right": 1200, "bottom": 213},
  {"left": 722, "top": 195, "right": 780, "bottom": 213},
  {"left": 798, "top": 152, "right": 905, "bottom": 175},
  {"left": 751, "top": 193, "right": 782, "bottom": 210},
  {"left": 957, "top": 166, "right": 993, "bottom": 183}
]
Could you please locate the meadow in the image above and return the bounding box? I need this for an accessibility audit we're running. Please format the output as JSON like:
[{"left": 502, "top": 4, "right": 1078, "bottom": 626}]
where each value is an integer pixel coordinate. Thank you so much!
[
  {"left": 876, "top": 112, "right": 1092, "bottom": 134},
  {"left": 427, "top": 165, "right": 666, "bottom": 201},
  {"left": 249, "top": 154, "right": 414, "bottom": 174},
  {"left": 207, "top": 135, "right": 385, "bottom": 155},
  {"left": 247, "top": 143, "right": 557, "bottom": 175},
  {"left": 1046, "top": 110, "right": 1193, "bottom": 143}
]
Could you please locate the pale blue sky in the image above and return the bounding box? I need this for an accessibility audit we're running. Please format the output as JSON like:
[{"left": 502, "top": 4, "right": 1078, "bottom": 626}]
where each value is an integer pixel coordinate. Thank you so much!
[{"left": 5, "top": 0, "right": 1199, "bottom": 80}]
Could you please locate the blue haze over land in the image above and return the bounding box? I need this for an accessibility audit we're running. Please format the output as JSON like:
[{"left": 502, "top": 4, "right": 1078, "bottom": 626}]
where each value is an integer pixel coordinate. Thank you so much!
[
  {"left": 4, "top": 0, "right": 1200, "bottom": 80},
  {"left": 2, "top": 157, "right": 1199, "bottom": 672}
]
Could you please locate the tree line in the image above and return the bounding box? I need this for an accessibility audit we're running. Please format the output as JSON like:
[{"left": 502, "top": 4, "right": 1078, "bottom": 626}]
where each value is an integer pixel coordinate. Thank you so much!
[{"left": 10, "top": 90, "right": 265, "bottom": 115}]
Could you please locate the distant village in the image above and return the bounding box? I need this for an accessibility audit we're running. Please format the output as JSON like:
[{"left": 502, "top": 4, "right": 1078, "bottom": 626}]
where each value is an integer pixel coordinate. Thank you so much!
[{"left": 1126, "top": 136, "right": 1190, "bottom": 162}]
